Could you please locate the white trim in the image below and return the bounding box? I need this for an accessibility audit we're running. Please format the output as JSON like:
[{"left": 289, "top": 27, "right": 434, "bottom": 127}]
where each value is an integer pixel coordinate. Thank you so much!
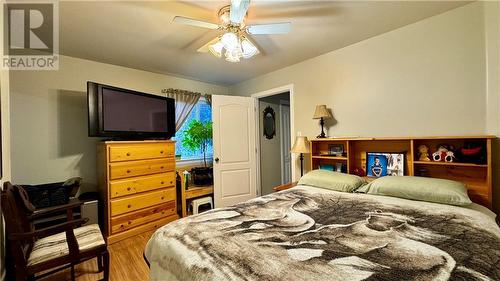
[
  {"left": 251, "top": 84, "right": 295, "bottom": 195},
  {"left": 279, "top": 104, "right": 285, "bottom": 184},
  {"left": 176, "top": 158, "right": 213, "bottom": 169},
  {"left": 279, "top": 102, "right": 291, "bottom": 184}
]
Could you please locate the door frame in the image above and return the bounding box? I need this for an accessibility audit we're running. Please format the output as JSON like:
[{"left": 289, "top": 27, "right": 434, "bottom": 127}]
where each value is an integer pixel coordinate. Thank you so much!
[
  {"left": 251, "top": 84, "right": 295, "bottom": 195},
  {"left": 279, "top": 100, "right": 291, "bottom": 184}
]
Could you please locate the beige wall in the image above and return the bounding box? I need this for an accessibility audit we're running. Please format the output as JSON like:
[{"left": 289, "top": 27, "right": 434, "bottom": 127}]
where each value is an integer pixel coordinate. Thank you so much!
[
  {"left": 9, "top": 55, "right": 228, "bottom": 193},
  {"left": 232, "top": 2, "right": 489, "bottom": 181}
]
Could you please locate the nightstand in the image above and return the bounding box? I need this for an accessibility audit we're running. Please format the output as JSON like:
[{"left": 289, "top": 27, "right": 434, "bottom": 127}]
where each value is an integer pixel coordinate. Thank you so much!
[{"left": 273, "top": 181, "right": 298, "bottom": 192}]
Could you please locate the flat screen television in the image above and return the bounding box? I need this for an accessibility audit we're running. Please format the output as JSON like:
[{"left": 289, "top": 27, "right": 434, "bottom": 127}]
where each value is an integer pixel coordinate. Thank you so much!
[{"left": 87, "top": 82, "right": 175, "bottom": 139}]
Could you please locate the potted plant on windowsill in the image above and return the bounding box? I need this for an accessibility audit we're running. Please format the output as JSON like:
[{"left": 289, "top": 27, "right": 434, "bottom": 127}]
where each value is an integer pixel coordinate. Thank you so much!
[{"left": 182, "top": 120, "right": 213, "bottom": 185}]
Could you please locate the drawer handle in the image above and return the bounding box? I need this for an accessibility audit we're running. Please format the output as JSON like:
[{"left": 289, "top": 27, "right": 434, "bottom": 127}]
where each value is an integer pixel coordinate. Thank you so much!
[
  {"left": 161, "top": 197, "right": 165, "bottom": 200},
  {"left": 160, "top": 166, "right": 164, "bottom": 169},
  {"left": 126, "top": 170, "right": 131, "bottom": 174},
  {"left": 126, "top": 152, "right": 131, "bottom": 156},
  {"left": 127, "top": 204, "right": 132, "bottom": 208},
  {"left": 127, "top": 187, "right": 131, "bottom": 191},
  {"left": 160, "top": 150, "right": 164, "bottom": 154},
  {"left": 170, "top": 181, "right": 173, "bottom": 184},
  {"left": 128, "top": 221, "right": 132, "bottom": 225},
  {"left": 161, "top": 181, "right": 165, "bottom": 185}
]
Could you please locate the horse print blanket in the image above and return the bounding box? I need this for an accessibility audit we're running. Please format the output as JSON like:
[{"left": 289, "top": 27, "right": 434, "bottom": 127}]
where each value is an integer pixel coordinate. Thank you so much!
[{"left": 145, "top": 186, "right": 500, "bottom": 281}]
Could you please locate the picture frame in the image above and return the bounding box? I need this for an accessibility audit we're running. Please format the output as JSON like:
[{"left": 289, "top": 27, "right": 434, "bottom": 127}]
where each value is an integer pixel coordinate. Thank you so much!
[
  {"left": 366, "top": 152, "right": 405, "bottom": 177},
  {"left": 328, "top": 144, "right": 344, "bottom": 156},
  {"left": 335, "top": 163, "right": 343, "bottom": 173}
]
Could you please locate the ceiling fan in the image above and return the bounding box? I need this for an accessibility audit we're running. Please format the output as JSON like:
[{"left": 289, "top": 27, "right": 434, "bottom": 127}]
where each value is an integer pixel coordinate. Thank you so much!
[{"left": 173, "top": 0, "right": 291, "bottom": 62}]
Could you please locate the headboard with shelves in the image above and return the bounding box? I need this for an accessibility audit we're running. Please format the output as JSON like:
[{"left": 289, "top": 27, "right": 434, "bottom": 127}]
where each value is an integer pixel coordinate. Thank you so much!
[{"left": 309, "top": 136, "right": 494, "bottom": 209}]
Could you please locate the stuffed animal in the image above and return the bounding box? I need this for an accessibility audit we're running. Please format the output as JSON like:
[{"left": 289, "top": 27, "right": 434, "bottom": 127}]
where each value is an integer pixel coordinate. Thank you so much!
[
  {"left": 433, "top": 144, "right": 456, "bottom": 162},
  {"left": 418, "top": 145, "right": 430, "bottom": 161},
  {"left": 444, "top": 150, "right": 455, "bottom": 162},
  {"left": 432, "top": 145, "right": 449, "bottom": 162}
]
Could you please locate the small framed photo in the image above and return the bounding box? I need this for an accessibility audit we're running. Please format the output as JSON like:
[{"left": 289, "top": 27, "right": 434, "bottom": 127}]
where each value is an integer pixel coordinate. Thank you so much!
[
  {"left": 328, "top": 144, "right": 344, "bottom": 156},
  {"left": 335, "top": 163, "right": 343, "bottom": 173},
  {"left": 366, "top": 152, "right": 404, "bottom": 177}
]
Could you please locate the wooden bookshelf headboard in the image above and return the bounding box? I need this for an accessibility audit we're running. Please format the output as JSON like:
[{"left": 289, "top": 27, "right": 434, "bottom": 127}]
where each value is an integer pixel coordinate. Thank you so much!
[{"left": 309, "top": 136, "right": 494, "bottom": 209}]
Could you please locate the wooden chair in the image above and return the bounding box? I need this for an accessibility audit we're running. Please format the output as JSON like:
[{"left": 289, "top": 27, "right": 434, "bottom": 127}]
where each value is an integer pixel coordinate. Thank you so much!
[{"left": 1, "top": 182, "right": 109, "bottom": 281}]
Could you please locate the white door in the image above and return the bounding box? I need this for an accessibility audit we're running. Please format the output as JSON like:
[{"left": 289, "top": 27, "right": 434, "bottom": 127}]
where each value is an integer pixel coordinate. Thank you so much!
[
  {"left": 280, "top": 102, "right": 292, "bottom": 184},
  {"left": 213, "top": 95, "right": 257, "bottom": 208}
]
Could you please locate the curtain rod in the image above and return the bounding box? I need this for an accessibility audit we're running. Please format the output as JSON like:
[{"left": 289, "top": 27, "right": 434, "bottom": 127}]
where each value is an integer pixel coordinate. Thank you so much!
[{"left": 160, "top": 88, "right": 212, "bottom": 97}]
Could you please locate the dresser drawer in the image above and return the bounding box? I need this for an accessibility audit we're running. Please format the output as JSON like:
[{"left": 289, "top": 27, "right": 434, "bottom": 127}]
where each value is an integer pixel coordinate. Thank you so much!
[
  {"left": 109, "top": 159, "right": 175, "bottom": 180},
  {"left": 110, "top": 201, "right": 176, "bottom": 234},
  {"left": 110, "top": 172, "right": 175, "bottom": 198},
  {"left": 109, "top": 143, "right": 174, "bottom": 162},
  {"left": 107, "top": 215, "right": 178, "bottom": 245},
  {"left": 110, "top": 188, "right": 176, "bottom": 216}
]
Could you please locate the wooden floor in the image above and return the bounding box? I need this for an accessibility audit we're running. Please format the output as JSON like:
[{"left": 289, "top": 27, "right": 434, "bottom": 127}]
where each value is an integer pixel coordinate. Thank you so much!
[{"left": 41, "top": 230, "right": 154, "bottom": 281}]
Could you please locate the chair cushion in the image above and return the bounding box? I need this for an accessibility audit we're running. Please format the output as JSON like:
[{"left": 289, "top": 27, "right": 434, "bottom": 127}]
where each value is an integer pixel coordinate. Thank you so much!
[{"left": 28, "top": 224, "right": 105, "bottom": 266}]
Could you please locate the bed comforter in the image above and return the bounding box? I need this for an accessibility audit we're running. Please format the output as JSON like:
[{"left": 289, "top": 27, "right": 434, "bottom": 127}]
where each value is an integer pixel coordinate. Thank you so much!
[{"left": 145, "top": 186, "right": 500, "bottom": 281}]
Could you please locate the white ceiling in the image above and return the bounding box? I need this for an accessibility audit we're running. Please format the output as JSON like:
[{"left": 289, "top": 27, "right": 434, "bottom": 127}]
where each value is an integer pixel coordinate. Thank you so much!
[{"left": 60, "top": 1, "right": 469, "bottom": 86}]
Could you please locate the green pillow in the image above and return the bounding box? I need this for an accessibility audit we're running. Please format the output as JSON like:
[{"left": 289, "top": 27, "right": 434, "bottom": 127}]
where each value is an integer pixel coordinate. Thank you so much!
[
  {"left": 298, "top": 170, "right": 366, "bottom": 193},
  {"left": 361, "top": 176, "right": 472, "bottom": 206}
]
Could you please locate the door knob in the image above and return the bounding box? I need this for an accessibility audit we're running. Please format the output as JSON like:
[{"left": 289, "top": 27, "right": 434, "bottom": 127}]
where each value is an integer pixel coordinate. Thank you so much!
[{"left": 214, "top": 157, "right": 220, "bottom": 163}]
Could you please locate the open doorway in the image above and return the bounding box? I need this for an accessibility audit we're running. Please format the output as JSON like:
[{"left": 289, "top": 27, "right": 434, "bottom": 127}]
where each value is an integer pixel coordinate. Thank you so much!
[{"left": 257, "top": 92, "right": 291, "bottom": 195}]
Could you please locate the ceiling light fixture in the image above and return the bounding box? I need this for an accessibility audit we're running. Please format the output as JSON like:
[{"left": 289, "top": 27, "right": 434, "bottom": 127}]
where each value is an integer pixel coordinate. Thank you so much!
[
  {"left": 173, "top": 1, "right": 291, "bottom": 63},
  {"left": 209, "top": 31, "right": 259, "bottom": 62}
]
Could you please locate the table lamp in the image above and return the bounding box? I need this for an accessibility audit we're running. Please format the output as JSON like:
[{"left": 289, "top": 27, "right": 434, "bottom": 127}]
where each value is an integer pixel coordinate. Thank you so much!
[
  {"left": 313, "top": 105, "right": 332, "bottom": 138},
  {"left": 291, "top": 136, "right": 310, "bottom": 177}
]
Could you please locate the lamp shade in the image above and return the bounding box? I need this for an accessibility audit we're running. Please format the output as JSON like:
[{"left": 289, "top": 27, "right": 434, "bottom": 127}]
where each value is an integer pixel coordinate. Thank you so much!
[
  {"left": 313, "top": 105, "right": 332, "bottom": 119},
  {"left": 291, "top": 136, "right": 310, "bottom": 154}
]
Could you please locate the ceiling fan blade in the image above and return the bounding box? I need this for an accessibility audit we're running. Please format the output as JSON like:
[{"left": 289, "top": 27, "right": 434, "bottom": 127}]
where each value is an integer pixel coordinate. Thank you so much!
[
  {"left": 197, "top": 37, "right": 220, "bottom": 53},
  {"left": 230, "top": 0, "right": 250, "bottom": 24},
  {"left": 247, "top": 22, "right": 291, "bottom": 35},
  {"left": 173, "top": 16, "right": 219, "bottom": 30}
]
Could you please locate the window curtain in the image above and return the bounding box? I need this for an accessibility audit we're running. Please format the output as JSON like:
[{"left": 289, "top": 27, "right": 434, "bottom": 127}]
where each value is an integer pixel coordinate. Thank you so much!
[
  {"left": 165, "top": 88, "right": 201, "bottom": 132},
  {"left": 205, "top": 94, "right": 212, "bottom": 107}
]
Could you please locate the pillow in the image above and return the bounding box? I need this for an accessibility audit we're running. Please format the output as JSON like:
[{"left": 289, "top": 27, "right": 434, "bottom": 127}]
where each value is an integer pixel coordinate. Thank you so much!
[
  {"left": 298, "top": 170, "right": 366, "bottom": 192},
  {"left": 360, "top": 176, "right": 472, "bottom": 206}
]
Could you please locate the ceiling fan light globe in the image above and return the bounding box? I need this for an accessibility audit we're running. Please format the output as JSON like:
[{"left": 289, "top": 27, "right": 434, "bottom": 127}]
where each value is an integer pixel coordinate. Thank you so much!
[
  {"left": 241, "top": 38, "right": 259, "bottom": 59},
  {"left": 225, "top": 55, "right": 240, "bottom": 63},
  {"left": 225, "top": 48, "right": 241, "bottom": 63},
  {"left": 221, "top": 32, "right": 239, "bottom": 51},
  {"left": 208, "top": 40, "right": 224, "bottom": 58}
]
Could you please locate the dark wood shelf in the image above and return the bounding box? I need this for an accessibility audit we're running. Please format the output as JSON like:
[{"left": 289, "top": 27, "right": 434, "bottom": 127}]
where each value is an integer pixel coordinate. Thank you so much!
[
  {"left": 413, "top": 161, "right": 487, "bottom": 168},
  {"left": 312, "top": 155, "right": 348, "bottom": 160}
]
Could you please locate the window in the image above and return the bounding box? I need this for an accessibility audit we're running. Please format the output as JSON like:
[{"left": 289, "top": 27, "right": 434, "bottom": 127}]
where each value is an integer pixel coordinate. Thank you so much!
[{"left": 173, "top": 98, "right": 213, "bottom": 161}]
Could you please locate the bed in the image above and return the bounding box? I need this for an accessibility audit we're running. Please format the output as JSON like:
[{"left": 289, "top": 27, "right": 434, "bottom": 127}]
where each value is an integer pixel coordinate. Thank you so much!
[{"left": 144, "top": 181, "right": 500, "bottom": 281}]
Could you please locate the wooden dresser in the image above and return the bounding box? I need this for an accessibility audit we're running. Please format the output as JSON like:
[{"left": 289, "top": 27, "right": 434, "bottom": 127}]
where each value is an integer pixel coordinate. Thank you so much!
[{"left": 97, "top": 140, "right": 178, "bottom": 244}]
